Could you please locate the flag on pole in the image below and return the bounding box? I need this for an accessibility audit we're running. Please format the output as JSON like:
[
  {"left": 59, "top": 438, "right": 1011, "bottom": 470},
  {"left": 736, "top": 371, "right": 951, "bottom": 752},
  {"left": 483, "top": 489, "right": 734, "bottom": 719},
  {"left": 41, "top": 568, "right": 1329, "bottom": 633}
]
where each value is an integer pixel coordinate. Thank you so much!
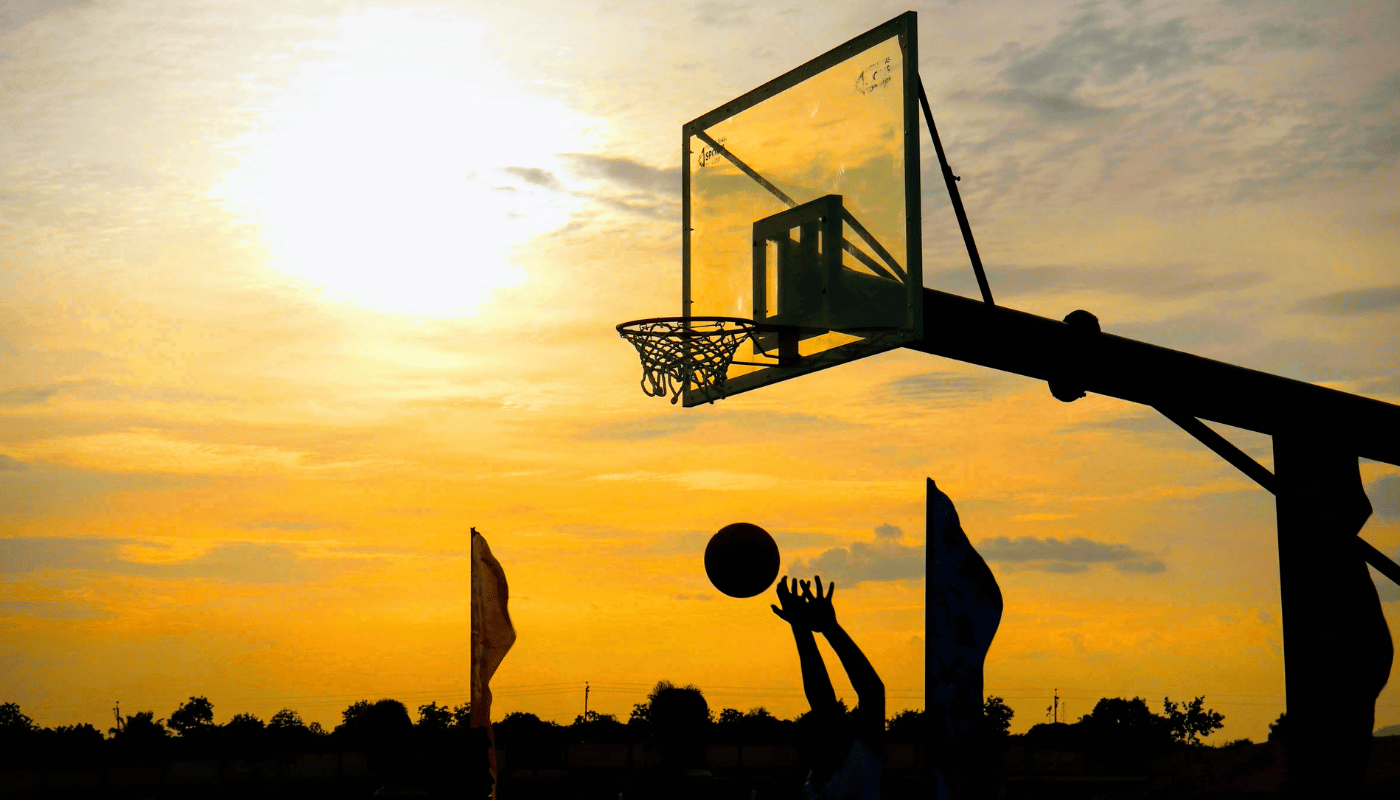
[
  {"left": 472, "top": 527, "right": 516, "bottom": 724},
  {"left": 471, "top": 527, "right": 516, "bottom": 797}
]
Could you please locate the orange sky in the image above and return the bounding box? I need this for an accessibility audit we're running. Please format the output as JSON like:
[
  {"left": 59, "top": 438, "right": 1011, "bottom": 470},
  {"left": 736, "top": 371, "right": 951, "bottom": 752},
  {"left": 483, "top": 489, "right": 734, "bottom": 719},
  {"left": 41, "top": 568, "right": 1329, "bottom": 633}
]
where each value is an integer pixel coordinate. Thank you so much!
[{"left": 2, "top": 0, "right": 1399, "bottom": 743}]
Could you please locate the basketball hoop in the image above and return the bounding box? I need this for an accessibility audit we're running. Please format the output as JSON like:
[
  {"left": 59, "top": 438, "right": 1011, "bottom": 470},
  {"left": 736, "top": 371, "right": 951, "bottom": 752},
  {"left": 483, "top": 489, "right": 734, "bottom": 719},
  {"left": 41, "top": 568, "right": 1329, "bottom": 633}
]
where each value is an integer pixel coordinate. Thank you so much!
[{"left": 616, "top": 316, "right": 759, "bottom": 404}]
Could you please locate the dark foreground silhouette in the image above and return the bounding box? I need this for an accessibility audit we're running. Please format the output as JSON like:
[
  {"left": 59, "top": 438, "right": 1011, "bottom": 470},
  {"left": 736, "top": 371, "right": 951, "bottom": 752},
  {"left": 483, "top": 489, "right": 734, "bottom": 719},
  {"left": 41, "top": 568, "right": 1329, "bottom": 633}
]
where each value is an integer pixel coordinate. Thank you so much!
[{"left": 773, "top": 575, "right": 886, "bottom": 799}]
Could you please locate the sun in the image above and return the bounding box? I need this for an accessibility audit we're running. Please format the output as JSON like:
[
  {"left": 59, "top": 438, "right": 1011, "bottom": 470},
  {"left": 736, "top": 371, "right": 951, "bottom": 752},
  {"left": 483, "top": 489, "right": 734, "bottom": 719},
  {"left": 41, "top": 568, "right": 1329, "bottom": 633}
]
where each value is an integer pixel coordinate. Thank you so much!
[{"left": 210, "top": 10, "right": 593, "bottom": 317}]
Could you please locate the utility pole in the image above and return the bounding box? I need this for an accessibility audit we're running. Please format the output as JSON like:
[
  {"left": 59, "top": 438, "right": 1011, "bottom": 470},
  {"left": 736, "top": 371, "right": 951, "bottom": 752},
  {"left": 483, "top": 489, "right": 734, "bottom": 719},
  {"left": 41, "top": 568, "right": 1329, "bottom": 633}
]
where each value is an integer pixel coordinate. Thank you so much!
[
  {"left": 112, "top": 701, "right": 122, "bottom": 734},
  {"left": 1044, "top": 689, "right": 1059, "bottom": 723},
  {"left": 584, "top": 682, "right": 590, "bottom": 720}
]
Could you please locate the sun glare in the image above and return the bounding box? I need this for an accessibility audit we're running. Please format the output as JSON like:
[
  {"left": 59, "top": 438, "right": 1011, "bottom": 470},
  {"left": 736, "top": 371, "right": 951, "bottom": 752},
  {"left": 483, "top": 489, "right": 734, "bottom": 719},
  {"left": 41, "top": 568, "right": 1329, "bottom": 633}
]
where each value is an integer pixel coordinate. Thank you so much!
[{"left": 211, "top": 10, "right": 593, "bottom": 317}]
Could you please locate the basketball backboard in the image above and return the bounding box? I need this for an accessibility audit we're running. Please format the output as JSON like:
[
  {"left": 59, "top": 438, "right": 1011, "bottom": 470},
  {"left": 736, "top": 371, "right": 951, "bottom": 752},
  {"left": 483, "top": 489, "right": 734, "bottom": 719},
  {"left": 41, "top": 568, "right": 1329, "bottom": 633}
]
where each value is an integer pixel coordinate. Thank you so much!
[{"left": 681, "top": 12, "right": 922, "bottom": 407}]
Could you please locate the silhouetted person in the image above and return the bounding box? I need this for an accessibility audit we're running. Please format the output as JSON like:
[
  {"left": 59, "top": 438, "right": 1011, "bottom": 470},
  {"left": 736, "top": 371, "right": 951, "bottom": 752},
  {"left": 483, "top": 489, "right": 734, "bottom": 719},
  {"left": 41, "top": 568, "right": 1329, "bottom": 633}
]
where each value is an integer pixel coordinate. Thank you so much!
[
  {"left": 772, "top": 576, "right": 884, "bottom": 800},
  {"left": 622, "top": 681, "right": 749, "bottom": 800},
  {"left": 350, "top": 699, "right": 427, "bottom": 796}
]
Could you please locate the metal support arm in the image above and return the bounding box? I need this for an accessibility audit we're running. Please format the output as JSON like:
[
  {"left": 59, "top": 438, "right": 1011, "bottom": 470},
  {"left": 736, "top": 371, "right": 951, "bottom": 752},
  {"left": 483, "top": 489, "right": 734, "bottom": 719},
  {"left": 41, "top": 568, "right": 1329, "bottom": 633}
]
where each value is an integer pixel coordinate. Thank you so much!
[{"left": 908, "top": 288, "right": 1400, "bottom": 467}]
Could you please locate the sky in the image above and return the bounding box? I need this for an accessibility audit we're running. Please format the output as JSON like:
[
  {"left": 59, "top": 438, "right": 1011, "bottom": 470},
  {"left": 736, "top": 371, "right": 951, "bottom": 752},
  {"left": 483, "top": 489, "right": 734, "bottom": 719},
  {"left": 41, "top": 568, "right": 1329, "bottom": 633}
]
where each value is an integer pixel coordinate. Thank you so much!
[{"left": 2, "top": 0, "right": 1399, "bottom": 744}]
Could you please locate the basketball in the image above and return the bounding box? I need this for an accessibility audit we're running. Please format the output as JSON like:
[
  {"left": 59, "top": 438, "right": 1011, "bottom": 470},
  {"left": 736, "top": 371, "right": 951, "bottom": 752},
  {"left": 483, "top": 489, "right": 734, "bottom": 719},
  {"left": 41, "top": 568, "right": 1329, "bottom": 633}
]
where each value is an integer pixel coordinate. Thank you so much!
[{"left": 704, "top": 522, "right": 781, "bottom": 598}]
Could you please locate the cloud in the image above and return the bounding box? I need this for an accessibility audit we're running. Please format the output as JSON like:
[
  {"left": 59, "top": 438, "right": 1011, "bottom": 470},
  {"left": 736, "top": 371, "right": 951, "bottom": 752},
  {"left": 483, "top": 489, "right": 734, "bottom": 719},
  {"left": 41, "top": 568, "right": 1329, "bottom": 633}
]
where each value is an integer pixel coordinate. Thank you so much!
[
  {"left": 693, "top": 1, "right": 749, "bottom": 28},
  {"left": 1242, "top": 336, "right": 1385, "bottom": 383},
  {"left": 1292, "top": 285, "right": 1400, "bottom": 315},
  {"left": 577, "top": 416, "right": 703, "bottom": 441},
  {"left": 787, "top": 536, "right": 924, "bottom": 588},
  {"left": 997, "top": 7, "right": 1244, "bottom": 98},
  {"left": 561, "top": 154, "right": 678, "bottom": 194},
  {"left": 928, "top": 264, "right": 1269, "bottom": 301},
  {"left": 975, "top": 535, "right": 1165, "bottom": 574},
  {"left": 503, "top": 166, "right": 563, "bottom": 191},
  {"left": 981, "top": 88, "right": 1126, "bottom": 123},
  {"left": 240, "top": 520, "right": 322, "bottom": 531},
  {"left": 1254, "top": 21, "right": 1322, "bottom": 50},
  {"left": 1357, "top": 70, "right": 1400, "bottom": 114},
  {"left": 874, "top": 523, "right": 902, "bottom": 539},
  {"left": 873, "top": 371, "right": 1011, "bottom": 408},
  {"left": 0, "top": 0, "right": 88, "bottom": 36},
  {"left": 577, "top": 410, "right": 853, "bottom": 441},
  {"left": 1372, "top": 544, "right": 1400, "bottom": 603},
  {"left": 0, "top": 463, "right": 190, "bottom": 515},
  {"left": 1108, "top": 314, "right": 1253, "bottom": 351},
  {"left": 1115, "top": 559, "right": 1167, "bottom": 574},
  {"left": 589, "top": 469, "right": 782, "bottom": 491},
  {"left": 1363, "top": 375, "right": 1400, "bottom": 396},
  {"left": 0, "top": 386, "right": 59, "bottom": 405},
  {"left": 0, "top": 599, "right": 113, "bottom": 621},
  {"left": 1368, "top": 474, "right": 1400, "bottom": 518},
  {"left": 0, "top": 537, "right": 399, "bottom": 584}
]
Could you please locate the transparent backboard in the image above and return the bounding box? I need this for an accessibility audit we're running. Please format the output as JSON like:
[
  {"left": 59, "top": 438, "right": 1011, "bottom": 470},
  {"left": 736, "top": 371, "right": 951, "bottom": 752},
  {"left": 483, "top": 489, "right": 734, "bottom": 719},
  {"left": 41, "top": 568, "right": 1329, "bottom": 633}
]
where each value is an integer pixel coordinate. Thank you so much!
[{"left": 682, "top": 12, "right": 921, "bottom": 406}]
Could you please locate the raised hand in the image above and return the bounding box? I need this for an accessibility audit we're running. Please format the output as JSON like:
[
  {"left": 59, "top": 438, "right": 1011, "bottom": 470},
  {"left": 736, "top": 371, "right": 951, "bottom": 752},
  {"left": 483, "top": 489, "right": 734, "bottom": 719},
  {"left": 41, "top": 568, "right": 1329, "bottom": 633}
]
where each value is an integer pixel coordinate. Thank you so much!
[
  {"left": 799, "top": 576, "right": 838, "bottom": 634},
  {"left": 770, "top": 576, "right": 811, "bottom": 627}
]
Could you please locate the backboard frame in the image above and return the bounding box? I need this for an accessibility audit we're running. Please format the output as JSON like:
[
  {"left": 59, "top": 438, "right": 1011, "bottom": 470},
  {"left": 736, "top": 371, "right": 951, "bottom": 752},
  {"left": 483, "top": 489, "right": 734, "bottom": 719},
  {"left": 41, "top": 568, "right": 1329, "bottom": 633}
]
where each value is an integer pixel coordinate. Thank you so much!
[{"left": 681, "top": 11, "right": 922, "bottom": 407}]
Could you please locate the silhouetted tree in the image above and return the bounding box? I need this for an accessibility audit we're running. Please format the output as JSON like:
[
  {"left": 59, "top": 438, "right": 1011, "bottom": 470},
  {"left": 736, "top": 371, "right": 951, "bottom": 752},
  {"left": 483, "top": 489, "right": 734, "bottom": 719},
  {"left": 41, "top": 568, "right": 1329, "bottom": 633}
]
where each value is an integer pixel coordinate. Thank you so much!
[
  {"left": 1077, "top": 697, "right": 1171, "bottom": 741},
  {"left": 718, "top": 708, "right": 745, "bottom": 726},
  {"left": 494, "top": 712, "right": 563, "bottom": 770},
  {"left": 225, "top": 712, "right": 265, "bottom": 733},
  {"left": 1163, "top": 696, "right": 1225, "bottom": 745},
  {"left": 1043, "top": 697, "right": 1174, "bottom": 775},
  {"left": 0, "top": 703, "right": 35, "bottom": 733},
  {"left": 340, "top": 700, "right": 371, "bottom": 731},
  {"left": 736, "top": 707, "right": 791, "bottom": 744},
  {"left": 1217, "top": 738, "right": 1254, "bottom": 749},
  {"left": 44, "top": 723, "right": 103, "bottom": 753},
  {"left": 269, "top": 708, "right": 305, "bottom": 730},
  {"left": 308, "top": 721, "right": 327, "bottom": 736},
  {"left": 886, "top": 708, "right": 924, "bottom": 741},
  {"left": 628, "top": 702, "right": 649, "bottom": 730},
  {"left": 573, "top": 710, "right": 615, "bottom": 725},
  {"left": 1268, "top": 712, "right": 1288, "bottom": 743},
  {"left": 417, "top": 702, "right": 453, "bottom": 730},
  {"left": 110, "top": 711, "right": 168, "bottom": 743},
  {"left": 52, "top": 723, "right": 103, "bottom": 742},
  {"left": 451, "top": 703, "right": 471, "bottom": 729},
  {"left": 571, "top": 709, "right": 626, "bottom": 742},
  {"left": 885, "top": 696, "right": 1014, "bottom": 742},
  {"left": 168, "top": 696, "right": 214, "bottom": 736},
  {"left": 983, "top": 696, "right": 1014, "bottom": 737}
]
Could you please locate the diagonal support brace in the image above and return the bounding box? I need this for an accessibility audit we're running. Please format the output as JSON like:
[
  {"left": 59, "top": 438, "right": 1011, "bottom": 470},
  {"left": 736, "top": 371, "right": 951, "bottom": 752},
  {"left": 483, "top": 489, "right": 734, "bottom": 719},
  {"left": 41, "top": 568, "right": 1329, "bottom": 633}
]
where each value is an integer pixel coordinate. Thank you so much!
[{"left": 1155, "top": 405, "right": 1400, "bottom": 585}]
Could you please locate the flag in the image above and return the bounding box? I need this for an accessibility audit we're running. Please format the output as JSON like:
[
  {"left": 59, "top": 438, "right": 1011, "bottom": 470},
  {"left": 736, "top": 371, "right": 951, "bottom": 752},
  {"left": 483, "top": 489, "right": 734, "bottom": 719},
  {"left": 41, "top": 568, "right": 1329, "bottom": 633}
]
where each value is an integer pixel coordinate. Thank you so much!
[
  {"left": 471, "top": 527, "right": 516, "bottom": 798},
  {"left": 925, "top": 478, "right": 1004, "bottom": 800}
]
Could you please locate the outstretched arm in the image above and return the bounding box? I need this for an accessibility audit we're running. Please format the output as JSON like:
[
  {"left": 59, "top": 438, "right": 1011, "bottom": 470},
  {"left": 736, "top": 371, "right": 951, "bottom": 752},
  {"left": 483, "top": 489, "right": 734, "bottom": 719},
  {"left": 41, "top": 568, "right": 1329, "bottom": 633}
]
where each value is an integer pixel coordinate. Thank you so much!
[
  {"left": 803, "top": 578, "right": 885, "bottom": 735},
  {"left": 772, "top": 576, "right": 837, "bottom": 711}
]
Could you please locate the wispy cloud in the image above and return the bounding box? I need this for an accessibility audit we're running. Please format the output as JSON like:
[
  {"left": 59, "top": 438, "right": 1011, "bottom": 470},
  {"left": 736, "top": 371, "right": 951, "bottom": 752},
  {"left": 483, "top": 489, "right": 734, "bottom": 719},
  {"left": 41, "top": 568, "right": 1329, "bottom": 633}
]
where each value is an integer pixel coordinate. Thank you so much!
[
  {"left": 0, "top": 386, "right": 59, "bottom": 405},
  {"left": 0, "top": 599, "right": 113, "bottom": 621},
  {"left": 928, "top": 264, "right": 1269, "bottom": 300},
  {"left": 1292, "top": 284, "right": 1400, "bottom": 315},
  {"left": 561, "top": 154, "right": 678, "bottom": 194},
  {"left": 0, "top": 537, "right": 403, "bottom": 584},
  {"left": 1253, "top": 20, "right": 1323, "bottom": 50},
  {"left": 976, "top": 535, "right": 1165, "bottom": 574},
  {"left": 240, "top": 520, "right": 323, "bottom": 531},
  {"left": 872, "top": 371, "right": 1012, "bottom": 408},
  {"left": 503, "top": 166, "right": 564, "bottom": 190},
  {"left": 1369, "top": 474, "right": 1400, "bottom": 518}
]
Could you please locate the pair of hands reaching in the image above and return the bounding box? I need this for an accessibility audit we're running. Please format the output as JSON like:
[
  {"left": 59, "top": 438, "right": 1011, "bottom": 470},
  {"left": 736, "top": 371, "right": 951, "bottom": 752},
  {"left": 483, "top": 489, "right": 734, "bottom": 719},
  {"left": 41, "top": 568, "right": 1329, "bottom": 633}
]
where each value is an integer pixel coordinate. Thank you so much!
[{"left": 771, "top": 575, "right": 838, "bottom": 633}]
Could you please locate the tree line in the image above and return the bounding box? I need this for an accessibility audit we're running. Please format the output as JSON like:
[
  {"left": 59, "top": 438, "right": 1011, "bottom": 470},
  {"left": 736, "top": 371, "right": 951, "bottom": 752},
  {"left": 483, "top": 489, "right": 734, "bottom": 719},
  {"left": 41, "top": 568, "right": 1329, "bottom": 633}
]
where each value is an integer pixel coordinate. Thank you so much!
[{"left": 1, "top": 692, "right": 1258, "bottom": 766}]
